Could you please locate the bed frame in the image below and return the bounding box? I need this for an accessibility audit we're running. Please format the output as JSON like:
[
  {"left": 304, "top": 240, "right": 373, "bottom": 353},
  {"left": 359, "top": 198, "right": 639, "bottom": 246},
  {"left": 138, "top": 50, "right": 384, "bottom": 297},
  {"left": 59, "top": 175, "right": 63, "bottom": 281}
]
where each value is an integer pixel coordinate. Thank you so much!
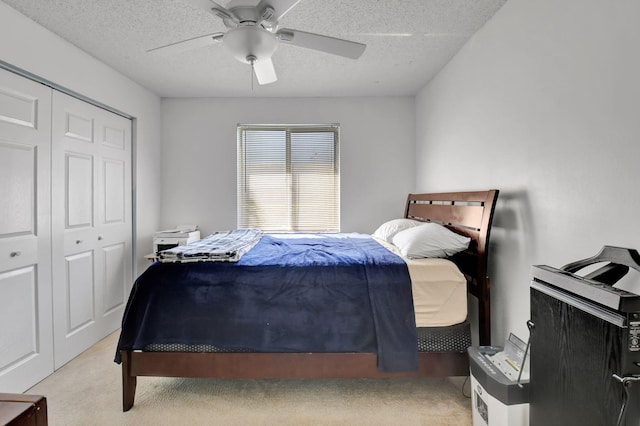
[{"left": 120, "top": 189, "right": 499, "bottom": 411}]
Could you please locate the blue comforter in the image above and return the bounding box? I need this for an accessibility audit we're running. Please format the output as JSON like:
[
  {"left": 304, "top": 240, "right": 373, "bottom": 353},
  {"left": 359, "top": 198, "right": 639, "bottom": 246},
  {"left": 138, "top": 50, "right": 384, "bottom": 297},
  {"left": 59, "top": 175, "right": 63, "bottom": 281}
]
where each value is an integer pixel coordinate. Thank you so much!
[{"left": 115, "top": 233, "right": 418, "bottom": 372}]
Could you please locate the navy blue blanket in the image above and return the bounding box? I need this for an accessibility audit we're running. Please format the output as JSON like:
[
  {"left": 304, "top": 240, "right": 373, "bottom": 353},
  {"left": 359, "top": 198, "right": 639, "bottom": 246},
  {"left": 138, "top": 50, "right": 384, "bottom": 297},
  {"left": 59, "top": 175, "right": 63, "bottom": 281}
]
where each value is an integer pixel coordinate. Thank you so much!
[{"left": 115, "top": 233, "right": 418, "bottom": 372}]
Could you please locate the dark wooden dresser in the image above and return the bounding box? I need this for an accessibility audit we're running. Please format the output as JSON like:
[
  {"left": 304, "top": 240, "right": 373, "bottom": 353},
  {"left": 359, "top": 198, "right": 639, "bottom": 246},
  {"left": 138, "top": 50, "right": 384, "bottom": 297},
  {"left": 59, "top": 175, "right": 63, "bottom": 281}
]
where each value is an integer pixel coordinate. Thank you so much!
[{"left": 0, "top": 394, "right": 47, "bottom": 426}]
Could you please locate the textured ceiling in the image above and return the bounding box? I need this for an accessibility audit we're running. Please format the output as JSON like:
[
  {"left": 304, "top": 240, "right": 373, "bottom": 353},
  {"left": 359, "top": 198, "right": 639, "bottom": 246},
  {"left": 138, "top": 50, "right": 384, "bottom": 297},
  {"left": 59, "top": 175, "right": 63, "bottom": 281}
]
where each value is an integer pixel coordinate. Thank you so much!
[{"left": 2, "top": 0, "right": 507, "bottom": 98}]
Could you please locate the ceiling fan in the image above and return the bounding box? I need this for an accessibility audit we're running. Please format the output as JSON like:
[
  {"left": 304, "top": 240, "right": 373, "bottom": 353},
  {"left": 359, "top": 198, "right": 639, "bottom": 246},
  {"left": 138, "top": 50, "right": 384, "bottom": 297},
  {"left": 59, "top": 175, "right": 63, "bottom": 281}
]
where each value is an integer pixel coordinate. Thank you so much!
[{"left": 148, "top": 0, "right": 367, "bottom": 85}]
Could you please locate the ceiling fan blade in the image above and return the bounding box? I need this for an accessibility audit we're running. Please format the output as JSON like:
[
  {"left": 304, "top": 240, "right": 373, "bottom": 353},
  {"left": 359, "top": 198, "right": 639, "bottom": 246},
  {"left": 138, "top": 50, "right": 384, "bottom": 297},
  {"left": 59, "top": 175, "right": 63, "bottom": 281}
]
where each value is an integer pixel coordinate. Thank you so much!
[
  {"left": 147, "top": 33, "right": 224, "bottom": 56},
  {"left": 256, "top": 0, "right": 302, "bottom": 23},
  {"left": 276, "top": 28, "right": 366, "bottom": 59},
  {"left": 253, "top": 58, "right": 278, "bottom": 85}
]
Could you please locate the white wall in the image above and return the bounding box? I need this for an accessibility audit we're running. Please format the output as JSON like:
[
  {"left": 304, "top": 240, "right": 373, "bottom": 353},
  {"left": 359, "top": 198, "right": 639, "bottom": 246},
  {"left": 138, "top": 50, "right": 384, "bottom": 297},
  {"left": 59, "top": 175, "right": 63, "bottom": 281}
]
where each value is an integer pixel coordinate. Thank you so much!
[
  {"left": 0, "top": 2, "right": 162, "bottom": 276},
  {"left": 416, "top": 0, "right": 640, "bottom": 343},
  {"left": 160, "top": 97, "right": 415, "bottom": 235}
]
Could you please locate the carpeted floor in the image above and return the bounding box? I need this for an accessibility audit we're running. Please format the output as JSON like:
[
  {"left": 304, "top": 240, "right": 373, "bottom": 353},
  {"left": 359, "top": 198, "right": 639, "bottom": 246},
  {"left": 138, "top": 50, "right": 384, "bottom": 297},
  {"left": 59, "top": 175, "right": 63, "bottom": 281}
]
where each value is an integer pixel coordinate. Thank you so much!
[{"left": 28, "top": 331, "right": 473, "bottom": 425}]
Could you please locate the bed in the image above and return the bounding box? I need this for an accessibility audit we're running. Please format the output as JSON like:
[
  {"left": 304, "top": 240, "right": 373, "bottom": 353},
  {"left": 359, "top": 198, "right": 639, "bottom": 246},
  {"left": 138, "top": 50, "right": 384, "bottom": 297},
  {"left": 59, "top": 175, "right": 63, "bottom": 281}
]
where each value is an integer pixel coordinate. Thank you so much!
[{"left": 117, "top": 189, "right": 499, "bottom": 411}]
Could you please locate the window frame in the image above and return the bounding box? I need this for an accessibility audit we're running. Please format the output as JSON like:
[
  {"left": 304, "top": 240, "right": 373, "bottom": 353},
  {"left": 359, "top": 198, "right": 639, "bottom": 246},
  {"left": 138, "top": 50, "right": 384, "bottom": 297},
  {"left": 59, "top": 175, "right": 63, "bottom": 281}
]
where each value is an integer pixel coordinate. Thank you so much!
[{"left": 237, "top": 123, "right": 340, "bottom": 233}]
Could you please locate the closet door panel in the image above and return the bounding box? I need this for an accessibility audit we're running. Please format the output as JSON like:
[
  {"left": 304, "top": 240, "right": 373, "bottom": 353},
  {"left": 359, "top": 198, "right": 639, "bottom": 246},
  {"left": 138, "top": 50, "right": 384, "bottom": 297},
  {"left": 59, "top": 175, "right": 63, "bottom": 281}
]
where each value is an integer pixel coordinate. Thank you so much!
[
  {"left": 0, "top": 142, "right": 35, "bottom": 237},
  {"left": 64, "top": 110, "right": 93, "bottom": 143},
  {"left": 64, "top": 251, "right": 95, "bottom": 334},
  {"left": 52, "top": 91, "right": 131, "bottom": 368},
  {"left": 96, "top": 107, "right": 132, "bottom": 336},
  {"left": 0, "top": 267, "right": 38, "bottom": 369},
  {"left": 103, "top": 242, "right": 126, "bottom": 315},
  {"left": 52, "top": 92, "right": 99, "bottom": 368},
  {"left": 103, "top": 158, "right": 125, "bottom": 224},
  {"left": 0, "top": 69, "right": 53, "bottom": 392},
  {"left": 0, "top": 85, "right": 38, "bottom": 129},
  {"left": 65, "top": 153, "right": 94, "bottom": 228}
]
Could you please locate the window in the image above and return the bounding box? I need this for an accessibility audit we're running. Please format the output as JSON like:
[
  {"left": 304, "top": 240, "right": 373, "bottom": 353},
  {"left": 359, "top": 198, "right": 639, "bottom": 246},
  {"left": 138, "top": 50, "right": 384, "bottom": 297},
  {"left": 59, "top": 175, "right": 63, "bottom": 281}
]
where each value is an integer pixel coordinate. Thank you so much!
[{"left": 237, "top": 124, "right": 340, "bottom": 232}]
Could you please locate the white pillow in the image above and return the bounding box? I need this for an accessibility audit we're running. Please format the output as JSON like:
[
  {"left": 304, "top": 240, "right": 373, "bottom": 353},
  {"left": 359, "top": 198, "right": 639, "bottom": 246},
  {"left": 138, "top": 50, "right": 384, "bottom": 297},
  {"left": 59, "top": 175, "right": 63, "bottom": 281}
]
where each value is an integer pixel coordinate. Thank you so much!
[
  {"left": 372, "top": 218, "right": 423, "bottom": 243},
  {"left": 391, "top": 223, "right": 471, "bottom": 259}
]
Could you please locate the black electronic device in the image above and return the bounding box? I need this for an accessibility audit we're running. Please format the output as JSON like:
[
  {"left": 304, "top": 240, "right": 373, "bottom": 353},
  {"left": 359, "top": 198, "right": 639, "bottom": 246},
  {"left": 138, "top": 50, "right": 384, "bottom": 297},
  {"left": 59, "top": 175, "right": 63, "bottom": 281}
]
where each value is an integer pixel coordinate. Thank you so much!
[{"left": 529, "top": 246, "right": 640, "bottom": 426}]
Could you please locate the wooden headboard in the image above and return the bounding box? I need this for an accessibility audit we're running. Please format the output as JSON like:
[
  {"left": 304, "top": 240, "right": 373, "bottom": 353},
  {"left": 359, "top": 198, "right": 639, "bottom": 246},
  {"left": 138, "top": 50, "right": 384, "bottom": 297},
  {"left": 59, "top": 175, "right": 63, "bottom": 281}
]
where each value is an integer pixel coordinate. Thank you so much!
[{"left": 404, "top": 189, "right": 499, "bottom": 345}]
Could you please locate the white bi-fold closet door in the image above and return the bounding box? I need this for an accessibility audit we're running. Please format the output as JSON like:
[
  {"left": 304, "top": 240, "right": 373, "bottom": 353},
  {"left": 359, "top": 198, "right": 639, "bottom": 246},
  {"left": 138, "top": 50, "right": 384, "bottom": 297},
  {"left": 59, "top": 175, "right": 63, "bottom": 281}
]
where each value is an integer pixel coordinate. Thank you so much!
[
  {"left": 51, "top": 91, "right": 132, "bottom": 369},
  {"left": 0, "top": 68, "right": 132, "bottom": 391},
  {"left": 0, "top": 68, "right": 54, "bottom": 392}
]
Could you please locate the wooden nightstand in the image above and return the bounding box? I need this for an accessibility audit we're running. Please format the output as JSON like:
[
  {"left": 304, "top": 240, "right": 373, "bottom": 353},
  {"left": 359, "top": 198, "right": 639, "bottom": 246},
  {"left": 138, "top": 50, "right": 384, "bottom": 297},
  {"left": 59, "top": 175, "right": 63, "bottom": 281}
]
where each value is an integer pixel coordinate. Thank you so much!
[{"left": 0, "top": 393, "right": 47, "bottom": 425}]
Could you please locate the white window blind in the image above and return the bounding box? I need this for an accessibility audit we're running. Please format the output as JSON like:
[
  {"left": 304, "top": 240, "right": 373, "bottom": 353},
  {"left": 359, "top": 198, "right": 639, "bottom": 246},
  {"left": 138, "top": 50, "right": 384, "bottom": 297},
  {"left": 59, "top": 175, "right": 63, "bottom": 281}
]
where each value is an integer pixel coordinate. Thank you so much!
[{"left": 237, "top": 124, "right": 340, "bottom": 232}]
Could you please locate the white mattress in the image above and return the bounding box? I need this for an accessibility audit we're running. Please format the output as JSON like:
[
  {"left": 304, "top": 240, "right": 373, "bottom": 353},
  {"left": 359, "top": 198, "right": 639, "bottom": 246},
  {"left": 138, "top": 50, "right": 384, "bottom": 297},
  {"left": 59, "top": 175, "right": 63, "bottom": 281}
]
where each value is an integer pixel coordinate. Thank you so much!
[{"left": 375, "top": 237, "right": 468, "bottom": 327}]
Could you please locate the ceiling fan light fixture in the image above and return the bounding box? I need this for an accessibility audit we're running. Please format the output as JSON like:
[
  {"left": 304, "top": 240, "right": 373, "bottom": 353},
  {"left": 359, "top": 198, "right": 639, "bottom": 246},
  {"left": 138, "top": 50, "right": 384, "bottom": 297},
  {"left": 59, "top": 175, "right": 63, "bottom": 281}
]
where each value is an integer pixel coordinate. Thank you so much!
[{"left": 223, "top": 26, "right": 279, "bottom": 64}]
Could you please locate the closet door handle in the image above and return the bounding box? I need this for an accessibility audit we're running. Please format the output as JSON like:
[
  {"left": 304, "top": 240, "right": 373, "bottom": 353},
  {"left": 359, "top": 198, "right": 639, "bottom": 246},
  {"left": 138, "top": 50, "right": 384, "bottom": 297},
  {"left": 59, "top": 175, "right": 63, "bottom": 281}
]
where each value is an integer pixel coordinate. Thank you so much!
[
  {"left": 10, "top": 251, "right": 21, "bottom": 257},
  {"left": 76, "top": 239, "right": 82, "bottom": 244},
  {"left": 97, "top": 235, "right": 103, "bottom": 241}
]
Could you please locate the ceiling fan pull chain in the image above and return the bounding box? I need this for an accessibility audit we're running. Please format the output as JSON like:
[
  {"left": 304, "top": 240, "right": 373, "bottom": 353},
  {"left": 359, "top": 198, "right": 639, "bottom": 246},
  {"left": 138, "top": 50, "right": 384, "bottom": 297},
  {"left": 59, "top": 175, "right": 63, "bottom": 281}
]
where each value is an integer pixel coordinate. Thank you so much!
[{"left": 247, "top": 54, "right": 256, "bottom": 92}]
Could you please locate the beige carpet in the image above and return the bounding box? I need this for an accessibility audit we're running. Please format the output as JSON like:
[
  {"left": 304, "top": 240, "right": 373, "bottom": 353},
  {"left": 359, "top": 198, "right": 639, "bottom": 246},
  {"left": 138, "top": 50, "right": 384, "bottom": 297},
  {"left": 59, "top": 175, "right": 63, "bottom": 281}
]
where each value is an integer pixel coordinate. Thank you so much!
[{"left": 28, "top": 332, "right": 473, "bottom": 425}]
